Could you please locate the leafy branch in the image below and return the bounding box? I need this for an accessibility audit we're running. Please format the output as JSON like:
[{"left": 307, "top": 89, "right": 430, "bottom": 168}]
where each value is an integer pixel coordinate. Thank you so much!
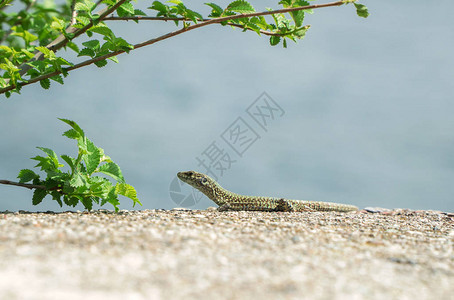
[
  {"left": 0, "top": 118, "right": 141, "bottom": 211},
  {"left": 13, "top": 0, "right": 129, "bottom": 79},
  {"left": 0, "top": 0, "right": 369, "bottom": 97}
]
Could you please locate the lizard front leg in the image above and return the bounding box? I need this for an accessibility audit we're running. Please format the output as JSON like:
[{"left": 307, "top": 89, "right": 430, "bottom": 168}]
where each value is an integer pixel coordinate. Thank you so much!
[{"left": 275, "top": 198, "right": 295, "bottom": 212}]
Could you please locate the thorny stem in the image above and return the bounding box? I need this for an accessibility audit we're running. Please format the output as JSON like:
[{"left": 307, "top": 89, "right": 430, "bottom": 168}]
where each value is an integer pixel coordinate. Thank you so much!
[{"left": 0, "top": 0, "right": 345, "bottom": 95}]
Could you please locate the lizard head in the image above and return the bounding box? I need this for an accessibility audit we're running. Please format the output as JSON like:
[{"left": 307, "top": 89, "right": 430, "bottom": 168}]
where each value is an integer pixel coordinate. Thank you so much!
[{"left": 177, "top": 171, "right": 216, "bottom": 195}]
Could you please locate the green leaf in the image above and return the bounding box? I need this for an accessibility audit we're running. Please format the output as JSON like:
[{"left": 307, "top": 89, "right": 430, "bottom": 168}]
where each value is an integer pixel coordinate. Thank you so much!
[
  {"left": 149, "top": 1, "right": 168, "bottom": 14},
  {"left": 63, "top": 195, "right": 79, "bottom": 207},
  {"left": 294, "top": 25, "right": 310, "bottom": 39},
  {"left": 74, "top": 2, "right": 89, "bottom": 11},
  {"left": 226, "top": 0, "right": 255, "bottom": 14},
  {"left": 108, "top": 56, "right": 119, "bottom": 63},
  {"left": 51, "top": 17, "right": 67, "bottom": 31},
  {"left": 31, "top": 155, "right": 53, "bottom": 171},
  {"left": 39, "top": 78, "right": 51, "bottom": 89},
  {"left": 0, "top": 45, "right": 12, "bottom": 51},
  {"left": 354, "top": 3, "right": 369, "bottom": 18},
  {"left": 56, "top": 57, "right": 73, "bottom": 67},
  {"left": 116, "top": 183, "right": 141, "bottom": 206},
  {"left": 205, "top": 2, "right": 223, "bottom": 17},
  {"left": 78, "top": 48, "right": 96, "bottom": 58},
  {"left": 90, "top": 178, "right": 114, "bottom": 204},
  {"left": 61, "top": 68, "right": 70, "bottom": 77},
  {"left": 98, "top": 162, "right": 124, "bottom": 183},
  {"left": 100, "top": 185, "right": 115, "bottom": 204},
  {"left": 94, "top": 59, "right": 108, "bottom": 67},
  {"left": 293, "top": 6, "right": 307, "bottom": 26},
  {"left": 51, "top": 57, "right": 73, "bottom": 71},
  {"left": 21, "top": 49, "right": 34, "bottom": 59},
  {"left": 62, "top": 129, "right": 82, "bottom": 140},
  {"left": 89, "top": 25, "right": 114, "bottom": 37},
  {"left": 117, "top": 2, "right": 135, "bottom": 17},
  {"left": 32, "top": 189, "right": 47, "bottom": 205},
  {"left": 61, "top": 154, "right": 76, "bottom": 171},
  {"left": 134, "top": 9, "right": 147, "bottom": 16},
  {"left": 50, "top": 190, "right": 63, "bottom": 207},
  {"left": 110, "top": 37, "right": 133, "bottom": 53},
  {"left": 84, "top": 138, "right": 102, "bottom": 174},
  {"left": 79, "top": 195, "right": 93, "bottom": 210},
  {"left": 50, "top": 74, "right": 64, "bottom": 85},
  {"left": 48, "top": 171, "right": 67, "bottom": 181},
  {"left": 89, "top": 176, "right": 110, "bottom": 191},
  {"left": 184, "top": 9, "right": 203, "bottom": 23},
  {"left": 270, "top": 35, "right": 281, "bottom": 46},
  {"left": 66, "top": 42, "right": 80, "bottom": 53},
  {"left": 107, "top": 194, "right": 120, "bottom": 212},
  {"left": 101, "top": 154, "right": 112, "bottom": 163},
  {"left": 17, "top": 169, "right": 39, "bottom": 183},
  {"left": 37, "top": 147, "right": 57, "bottom": 160},
  {"left": 273, "top": 13, "right": 290, "bottom": 30},
  {"left": 74, "top": 0, "right": 96, "bottom": 12},
  {"left": 76, "top": 16, "right": 91, "bottom": 26},
  {"left": 279, "top": 0, "right": 308, "bottom": 27},
  {"left": 0, "top": 59, "right": 20, "bottom": 72},
  {"left": 59, "top": 119, "right": 85, "bottom": 139},
  {"left": 35, "top": 46, "right": 55, "bottom": 58},
  {"left": 26, "top": 60, "right": 47, "bottom": 72},
  {"left": 82, "top": 40, "right": 101, "bottom": 50},
  {"left": 37, "top": 147, "right": 62, "bottom": 169},
  {"left": 0, "top": 59, "right": 21, "bottom": 86},
  {"left": 70, "top": 172, "right": 87, "bottom": 187},
  {"left": 10, "top": 28, "right": 38, "bottom": 44}
]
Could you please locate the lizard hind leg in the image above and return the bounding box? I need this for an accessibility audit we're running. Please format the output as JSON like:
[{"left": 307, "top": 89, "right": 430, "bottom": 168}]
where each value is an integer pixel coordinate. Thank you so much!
[
  {"left": 275, "top": 198, "right": 295, "bottom": 212},
  {"left": 218, "top": 203, "right": 232, "bottom": 211}
]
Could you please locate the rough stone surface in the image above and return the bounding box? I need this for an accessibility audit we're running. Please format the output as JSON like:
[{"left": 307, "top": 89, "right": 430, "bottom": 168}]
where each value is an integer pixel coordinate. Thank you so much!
[{"left": 0, "top": 209, "right": 453, "bottom": 299}]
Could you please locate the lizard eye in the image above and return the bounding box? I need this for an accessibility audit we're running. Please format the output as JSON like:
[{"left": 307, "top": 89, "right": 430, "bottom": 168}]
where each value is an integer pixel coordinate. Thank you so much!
[{"left": 200, "top": 177, "right": 208, "bottom": 184}]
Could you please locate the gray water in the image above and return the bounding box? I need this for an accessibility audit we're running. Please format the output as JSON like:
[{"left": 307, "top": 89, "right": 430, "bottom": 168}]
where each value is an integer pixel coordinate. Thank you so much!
[{"left": 1, "top": 1, "right": 453, "bottom": 212}]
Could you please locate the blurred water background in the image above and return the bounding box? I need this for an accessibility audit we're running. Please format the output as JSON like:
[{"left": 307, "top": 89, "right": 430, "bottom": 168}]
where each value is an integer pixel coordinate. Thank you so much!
[{"left": 1, "top": 0, "right": 453, "bottom": 212}]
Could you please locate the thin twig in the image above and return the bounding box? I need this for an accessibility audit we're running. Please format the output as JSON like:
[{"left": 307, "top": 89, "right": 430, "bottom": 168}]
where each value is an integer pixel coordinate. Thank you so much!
[
  {"left": 0, "top": 0, "right": 345, "bottom": 94},
  {"left": 0, "top": 179, "right": 46, "bottom": 190},
  {"left": 104, "top": 15, "right": 293, "bottom": 36},
  {"left": 104, "top": 16, "right": 202, "bottom": 21},
  {"left": 69, "top": 0, "right": 78, "bottom": 26}
]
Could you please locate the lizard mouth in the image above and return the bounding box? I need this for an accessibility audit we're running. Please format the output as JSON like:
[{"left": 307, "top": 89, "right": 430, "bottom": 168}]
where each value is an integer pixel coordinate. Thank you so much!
[{"left": 177, "top": 171, "right": 195, "bottom": 184}]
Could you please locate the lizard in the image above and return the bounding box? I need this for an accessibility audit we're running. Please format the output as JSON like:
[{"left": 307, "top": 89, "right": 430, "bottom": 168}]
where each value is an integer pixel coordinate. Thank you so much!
[{"left": 177, "top": 171, "right": 358, "bottom": 212}]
